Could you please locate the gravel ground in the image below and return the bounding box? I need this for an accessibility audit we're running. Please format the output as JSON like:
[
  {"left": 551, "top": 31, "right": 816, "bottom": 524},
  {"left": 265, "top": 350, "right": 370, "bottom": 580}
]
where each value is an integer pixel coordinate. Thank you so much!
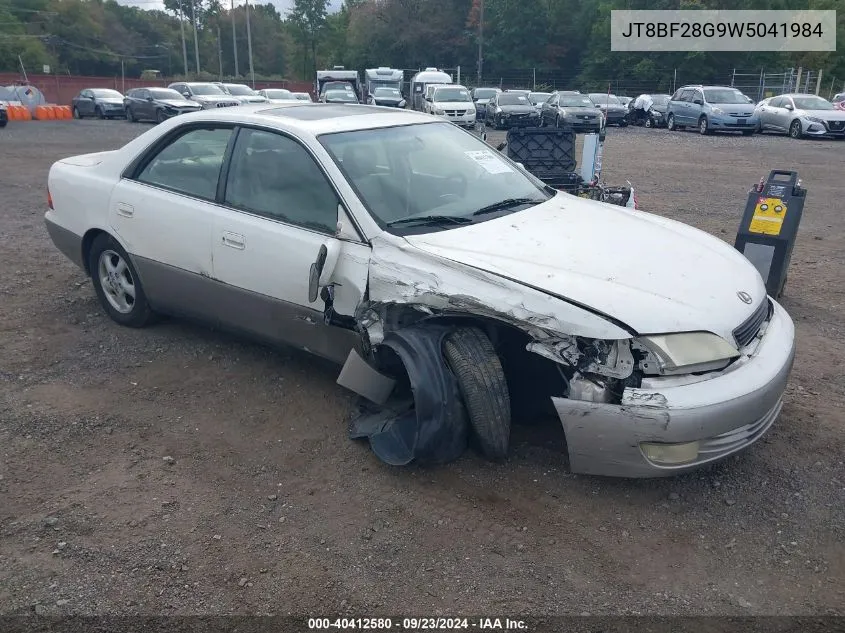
[{"left": 1, "top": 119, "right": 843, "bottom": 619}]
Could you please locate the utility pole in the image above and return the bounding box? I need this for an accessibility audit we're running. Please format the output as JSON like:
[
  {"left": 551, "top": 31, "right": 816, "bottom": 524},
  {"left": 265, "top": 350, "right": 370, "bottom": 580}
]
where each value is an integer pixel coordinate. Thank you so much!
[
  {"left": 178, "top": 0, "right": 189, "bottom": 76},
  {"left": 191, "top": 0, "right": 201, "bottom": 75},
  {"left": 231, "top": 0, "right": 239, "bottom": 77},
  {"left": 476, "top": 0, "right": 484, "bottom": 86},
  {"left": 245, "top": 0, "right": 255, "bottom": 87},
  {"left": 217, "top": 26, "right": 223, "bottom": 81}
]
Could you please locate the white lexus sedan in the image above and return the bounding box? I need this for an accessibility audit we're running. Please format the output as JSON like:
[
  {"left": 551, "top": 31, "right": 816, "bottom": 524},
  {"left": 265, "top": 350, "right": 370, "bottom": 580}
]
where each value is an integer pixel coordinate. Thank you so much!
[{"left": 44, "top": 103, "right": 795, "bottom": 477}]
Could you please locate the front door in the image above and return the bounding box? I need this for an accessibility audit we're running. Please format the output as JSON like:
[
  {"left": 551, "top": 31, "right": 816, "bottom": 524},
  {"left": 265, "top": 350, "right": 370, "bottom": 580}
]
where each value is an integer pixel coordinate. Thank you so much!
[{"left": 210, "top": 126, "right": 370, "bottom": 364}]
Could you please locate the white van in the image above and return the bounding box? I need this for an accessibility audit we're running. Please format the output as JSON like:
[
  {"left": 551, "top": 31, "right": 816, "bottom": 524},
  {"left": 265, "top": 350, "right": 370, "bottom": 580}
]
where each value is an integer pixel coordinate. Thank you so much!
[
  {"left": 424, "top": 84, "right": 476, "bottom": 129},
  {"left": 410, "top": 67, "right": 452, "bottom": 111}
]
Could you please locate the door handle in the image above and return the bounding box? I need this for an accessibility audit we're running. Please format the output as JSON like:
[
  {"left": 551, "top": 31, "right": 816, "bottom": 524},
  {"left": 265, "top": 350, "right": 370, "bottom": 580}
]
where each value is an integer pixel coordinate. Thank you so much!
[
  {"left": 116, "top": 203, "right": 134, "bottom": 218},
  {"left": 221, "top": 231, "right": 245, "bottom": 250}
]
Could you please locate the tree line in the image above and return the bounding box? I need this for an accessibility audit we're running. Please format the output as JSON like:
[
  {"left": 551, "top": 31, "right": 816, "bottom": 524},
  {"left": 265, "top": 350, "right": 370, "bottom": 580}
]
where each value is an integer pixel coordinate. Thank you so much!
[{"left": 1, "top": 0, "right": 842, "bottom": 91}]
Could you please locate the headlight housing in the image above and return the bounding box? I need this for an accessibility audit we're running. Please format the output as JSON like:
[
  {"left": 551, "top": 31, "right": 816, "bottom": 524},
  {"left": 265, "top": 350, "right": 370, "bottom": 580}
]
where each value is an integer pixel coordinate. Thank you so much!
[
  {"left": 711, "top": 107, "right": 724, "bottom": 114},
  {"left": 637, "top": 332, "right": 739, "bottom": 374},
  {"left": 805, "top": 116, "right": 824, "bottom": 123},
  {"left": 433, "top": 107, "right": 444, "bottom": 115},
  {"left": 398, "top": 99, "right": 405, "bottom": 107}
]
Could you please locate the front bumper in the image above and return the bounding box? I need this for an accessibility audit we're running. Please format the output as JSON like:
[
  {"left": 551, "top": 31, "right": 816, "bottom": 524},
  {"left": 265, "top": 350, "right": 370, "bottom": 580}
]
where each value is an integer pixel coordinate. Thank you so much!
[
  {"left": 554, "top": 299, "right": 795, "bottom": 478},
  {"left": 708, "top": 114, "right": 758, "bottom": 131},
  {"left": 801, "top": 119, "right": 845, "bottom": 137},
  {"left": 498, "top": 113, "right": 541, "bottom": 128},
  {"left": 435, "top": 112, "right": 477, "bottom": 128},
  {"left": 563, "top": 116, "right": 602, "bottom": 132}
]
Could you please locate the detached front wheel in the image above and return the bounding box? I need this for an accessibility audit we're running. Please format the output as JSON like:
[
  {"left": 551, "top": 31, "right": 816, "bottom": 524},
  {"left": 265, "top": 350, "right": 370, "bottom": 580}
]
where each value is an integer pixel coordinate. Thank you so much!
[{"left": 443, "top": 327, "right": 511, "bottom": 461}]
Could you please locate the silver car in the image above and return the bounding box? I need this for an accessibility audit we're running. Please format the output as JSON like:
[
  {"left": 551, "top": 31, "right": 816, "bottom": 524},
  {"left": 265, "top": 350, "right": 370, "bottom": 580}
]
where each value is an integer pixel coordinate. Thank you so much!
[
  {"left": 754, "top": 93, "right": 845, "bottom": 139},
  {"left": 540, "top": 92, "right": 602, "bottom": 132}
]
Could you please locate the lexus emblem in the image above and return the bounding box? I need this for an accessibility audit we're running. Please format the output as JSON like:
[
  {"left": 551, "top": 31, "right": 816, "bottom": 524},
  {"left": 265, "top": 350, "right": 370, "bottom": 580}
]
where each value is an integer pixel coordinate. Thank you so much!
[{"left": 737, "top": 291, "right": 753, "bottom": 304}]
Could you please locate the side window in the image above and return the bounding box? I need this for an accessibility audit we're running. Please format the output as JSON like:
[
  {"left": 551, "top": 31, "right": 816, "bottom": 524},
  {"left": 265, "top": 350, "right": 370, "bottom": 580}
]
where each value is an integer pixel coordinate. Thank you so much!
[
  {"left": 136, "top": 127, "right": 233, "bottom": 200},
  {"left": 224, "top": 128, "right": 338, "bottom": 235},
  {"left": 694, "top": 90, "right": 704, "bottom": 103},
  {"left": 769, "top": 96, "right": 783, "bottom": 108},
  {"left": 679, "top": 89, "right": 694, "bottom": 102}
]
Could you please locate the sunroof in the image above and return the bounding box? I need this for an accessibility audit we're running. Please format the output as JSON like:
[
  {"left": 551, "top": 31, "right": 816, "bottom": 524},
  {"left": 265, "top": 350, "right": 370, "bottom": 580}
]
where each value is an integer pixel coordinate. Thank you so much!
[{"left": 259, "top": 104, "right": 390, "bottom": 120}]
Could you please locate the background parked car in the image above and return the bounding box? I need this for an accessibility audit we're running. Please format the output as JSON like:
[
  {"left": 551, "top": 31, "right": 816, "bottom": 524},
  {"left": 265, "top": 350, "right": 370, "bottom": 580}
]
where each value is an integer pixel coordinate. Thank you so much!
[
  {"left": 471, "top": 87, "right": 501, "bottom": 119},
  {"left": 540, "top": 91, "right": 602, "bottom": 131},
  {"left": 321, "top": 88, "right": 359, "bottom": 103},
  {"left": 71, "top": 88, "right": 125, "bottom": 119},
  {"left": 367, "top": 86, "right": 405, "bottom": 108},
  {"left": 485, "top": 91, "right": 539, "bottom": 129},
  {"left": 124, "top": 87, "right": 202, "bottom": 123},
  {"left": 617, "top": 96, "right": 632, "bottom": 108},
  {"left": 629, "top": 93, "right": 671, "bottom": 128},
  {"left": 257, "top": 88, "right": 297, "bottom": 103},
  {"left": 0, "top": 100, "right": 7, "bottom": 127},
  {"left": 587, "top": 93, "right": 628, "bottom": 126},
  {"left": 832, "top": 92, "right": 845, "bottom": 110},
  {"left": 754, "top": 93, "right": 845, "bottom": 139},
  {"left": 528, "top": 91, "right": 552, "bottom": 111},
  {"left": 218, "top": 83, "right": 268, "bottom": 104},
  {"left": 292, "top": 92, "right": 313, "bottom": 102},
  {"left": 167, "top": 82, "right": 241, "bottom": 109},
  {"left": 425, "top": 84, "right": 476, "bottom": 129},
  {"left": 666, "top": 85, "right": 756, "bottom": 135}
]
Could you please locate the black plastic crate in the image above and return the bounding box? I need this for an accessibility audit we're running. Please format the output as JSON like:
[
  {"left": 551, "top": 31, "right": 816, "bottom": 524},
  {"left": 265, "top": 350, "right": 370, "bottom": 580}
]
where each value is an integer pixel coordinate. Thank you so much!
[{"left": 505, "top": 127, "right": 577, "bottom": 180}]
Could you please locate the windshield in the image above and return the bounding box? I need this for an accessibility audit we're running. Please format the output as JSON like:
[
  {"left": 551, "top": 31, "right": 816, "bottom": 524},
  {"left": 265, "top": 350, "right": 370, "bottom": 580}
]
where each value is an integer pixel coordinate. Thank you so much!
[
  {"left": 263, "top": 89, "right": 293, "bottom": 99},
  {"left": 792, "top": 96, "right": 834, "bottom": 110},
  {"left": 326, "top": 91, "right": 358, "bottom": 102},
  {"left": 225, "top": 84, "right": 257, "bottom": 96},
  {"left": 372, "top": 81, "right": 401, "bottom": 91},
  {"left": 319, "top": 122, "right": 549, "bottom": 235},
  {"left": 92, "top": 89, "right": 123, "bottom": 98},
  {"left": 190, "top": 84, "right": 226, "bottom": 96},
  {"left": 529, "top": 92, "right": 551, "bottom": 104},
  {"left": 703, "top": 88, "right": 748, "bottom": 104},
  {"left": 589, "top": 94, "right": 621, "bottom": 105},
  {"left": 498, "top": 93, "right": 529, "bottom": 106},
  {"left": 473, "top": 88, "right": 498, "bottom": 100},
  {"left": 150, "top": 89, "right": 186, "bottom": 100},
  {"left": 374, "top": 87, "right": 402, "bottom": 98},
  {"left": 434, "top": 87, "right": 471, "bottom": 102},
  {"left": 560, "top": 95, "right": 594, "bottom": 107}
]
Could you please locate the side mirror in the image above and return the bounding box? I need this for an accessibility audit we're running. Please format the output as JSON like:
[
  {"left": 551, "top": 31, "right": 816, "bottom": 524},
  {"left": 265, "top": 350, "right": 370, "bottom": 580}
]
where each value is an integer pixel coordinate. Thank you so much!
[
  {"left": 308, "top": 241, "right": 340, "bottom": 303},
  {"left": 182, "top": 92, "right": 190, "bottom": 98},
  {"left": 89, "top": 95, "right": 96, "bottom": 100},
  {"left": 693, "top": 99, "right": 703, "bottom": 105},
  {"left": 784, "top": 103, "right": 794, "bottom": 111},
  {"left": 146, "top": 96, "right": 154, "bottom": 102}
]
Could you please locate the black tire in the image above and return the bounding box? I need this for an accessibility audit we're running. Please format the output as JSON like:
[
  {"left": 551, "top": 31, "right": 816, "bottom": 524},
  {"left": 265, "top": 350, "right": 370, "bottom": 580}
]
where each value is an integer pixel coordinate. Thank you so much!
[
  {"left": 126, "top": 107, "right": 135, "bottom": 123},
  {"left": 96, "top": 106, "right": 105, "bottom": 120},
  {"left": 88, "top": 233, "right": 154, "bottom": 328},
  {"left": 698, "top": 115, "right": 710, "bottom": 135},
  {"left": 667, "top": 113, "right": 677, "bottom": 130},
  {"left": 619, "top": 119, "right": 628, "bottom": 127},
  {"left": 442, "top": 327, "right": 511, "bottom": 461},
  {"left": 156, "top": 109, "right": 167, "bottom": 124},
  {"left": 644, "top": 117, "right": 653, "bottom": 128},
  {"left": 0, "top": 120, "right": 6, "bottom": 128},
  {"left": 789, "top": 119, "right": 803, "bottom": 139},
  {"left": 72, "top": 106, "right": 81, "bottom": 119}
]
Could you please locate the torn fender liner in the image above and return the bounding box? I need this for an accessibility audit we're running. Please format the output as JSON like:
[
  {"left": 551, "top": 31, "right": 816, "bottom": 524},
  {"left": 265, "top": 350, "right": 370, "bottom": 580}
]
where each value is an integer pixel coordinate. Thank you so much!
[{"left": 349, "top": 323, "right": 469, "bottom": 466}]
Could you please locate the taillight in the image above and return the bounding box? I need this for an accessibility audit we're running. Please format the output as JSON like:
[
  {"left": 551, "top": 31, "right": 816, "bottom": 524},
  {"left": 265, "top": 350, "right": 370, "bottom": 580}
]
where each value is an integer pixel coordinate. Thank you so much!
[{"left": 47, "top": 187, "right": 53, "bottom": 210}]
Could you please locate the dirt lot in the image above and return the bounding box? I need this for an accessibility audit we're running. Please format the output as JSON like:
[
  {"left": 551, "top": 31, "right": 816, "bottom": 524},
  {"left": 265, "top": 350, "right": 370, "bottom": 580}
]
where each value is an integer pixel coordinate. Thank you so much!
[{"left": 1, "top": 119, "right": 843, "bottom": 619}]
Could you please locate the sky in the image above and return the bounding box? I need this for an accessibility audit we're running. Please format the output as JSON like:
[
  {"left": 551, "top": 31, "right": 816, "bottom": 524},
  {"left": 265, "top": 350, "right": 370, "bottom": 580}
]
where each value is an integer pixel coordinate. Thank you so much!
[{"left": 118, "top": 0, "right": 343, "bottom": 16}]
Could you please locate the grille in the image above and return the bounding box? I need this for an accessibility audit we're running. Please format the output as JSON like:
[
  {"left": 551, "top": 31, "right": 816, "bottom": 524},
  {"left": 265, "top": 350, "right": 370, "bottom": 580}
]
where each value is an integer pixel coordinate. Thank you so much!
[
  {"left": 733, "top": 298, "right": 771, "bottom": 348},
  {"left": 445, "top": 109, "right": 467, "bottom": 116},
  {"left": 216, "top": 101, "right": 239, "bottom": 108},
  {"left": 827, "top": 120, "right": 845, "bottom": 131}
]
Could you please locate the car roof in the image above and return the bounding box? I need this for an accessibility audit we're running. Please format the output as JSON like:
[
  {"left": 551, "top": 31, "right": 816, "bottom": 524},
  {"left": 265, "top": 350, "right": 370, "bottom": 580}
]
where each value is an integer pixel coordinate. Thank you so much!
[{"left": 177, "top": 102, "right": 435, "bottom": 135}]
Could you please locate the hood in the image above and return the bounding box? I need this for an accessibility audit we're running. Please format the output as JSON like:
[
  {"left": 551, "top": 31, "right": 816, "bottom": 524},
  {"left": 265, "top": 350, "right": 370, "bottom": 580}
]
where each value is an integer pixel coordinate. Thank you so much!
[
  {"left": 498, "top": 104, "right": 537, "bottom": 114},
  {"left": 797, "top": 108, "right": 845, "bottom": 120},
  {"left": 374, "top": 96, "right": 404, "bottom": 105},
  {"left": 475, "top": 98, "right": 491, "bottom": 105},
  {"left": 434, "top": 101, "right": 474, "bottom": 109},
  {"left": 651, "top": 104, "right": 668, "bottom": 113},
  {"left": 192, "top": 94, "right": 235, "bottom": 103},
  {"left": 595, "top": 103, "right": 626, "bottom": 112},
  {"left": 98, "top": 98, "right": 124, "bottom": 105},
  {"left": 716, "top": 103, "right": 755, "bottom": 115},
  {"left": 234, "top": 95, "right": 267, "bottom": 103},
  {"left": 560, "top": 106, "right": 600, "bottom": 116},
  {"left": 159, "top": 99, "right": 200, "bottom": 108},
  {"left": 402, "top": 195, "right": 767, "bottom": 341}
]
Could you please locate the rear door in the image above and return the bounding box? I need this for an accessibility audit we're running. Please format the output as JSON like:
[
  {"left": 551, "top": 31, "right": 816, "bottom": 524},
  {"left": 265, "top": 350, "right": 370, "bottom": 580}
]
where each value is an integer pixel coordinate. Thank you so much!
[
  {"left": 760, "top": 97, "right": 781, "bottom": 130},
  {"left": 109, "top": 123, "right": 233, "bottom": 320}
]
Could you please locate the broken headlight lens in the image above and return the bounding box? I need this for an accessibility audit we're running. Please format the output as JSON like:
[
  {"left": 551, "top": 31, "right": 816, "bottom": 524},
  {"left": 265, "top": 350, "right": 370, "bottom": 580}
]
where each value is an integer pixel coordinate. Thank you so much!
[{"left": 638, "top": 332, "right": 739, "bottom": 371}]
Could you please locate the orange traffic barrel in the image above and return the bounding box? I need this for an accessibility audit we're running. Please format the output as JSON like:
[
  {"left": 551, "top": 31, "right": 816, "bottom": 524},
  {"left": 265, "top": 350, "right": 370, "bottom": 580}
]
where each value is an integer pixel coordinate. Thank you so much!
[
  {"left": 35, "top": 105, "right": 53, "bottom": 120},
  {"left": 60, "top": 105, "right": 72, "bottom": 119},
  {"left": 7, "top": 105, "right": 21, "bottom": 120},
  {"left": 15, "top": 105, "right": 32, "bottom": 120},
  {"left": 49, "top": 105, "right": 61, "bottom": 119}
]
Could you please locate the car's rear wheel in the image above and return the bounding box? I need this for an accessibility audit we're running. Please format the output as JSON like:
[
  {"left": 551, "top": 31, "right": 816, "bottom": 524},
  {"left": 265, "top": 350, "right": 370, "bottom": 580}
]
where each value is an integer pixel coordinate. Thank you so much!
[
  {"left": 442, "top": 327, "right": 511, "bottom": 461},
  {"left": 789, "top": 119, "right": 803, "bottom": 139},
  {"left": 88, "top": 233, "right": 154, "bottom": 328}
]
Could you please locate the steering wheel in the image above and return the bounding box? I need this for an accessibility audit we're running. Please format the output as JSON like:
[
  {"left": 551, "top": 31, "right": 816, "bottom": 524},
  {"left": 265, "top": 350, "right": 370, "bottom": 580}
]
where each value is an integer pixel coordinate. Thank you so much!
[{"left": 443, "top": 173, "right": 468, "bottom": 196}]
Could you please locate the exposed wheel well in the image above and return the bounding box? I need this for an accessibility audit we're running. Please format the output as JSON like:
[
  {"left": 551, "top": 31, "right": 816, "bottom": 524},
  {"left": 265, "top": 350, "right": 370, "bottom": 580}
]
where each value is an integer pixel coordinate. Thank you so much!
[{"left": 81, "top": 228, "right": 108, "bottom": 275}]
